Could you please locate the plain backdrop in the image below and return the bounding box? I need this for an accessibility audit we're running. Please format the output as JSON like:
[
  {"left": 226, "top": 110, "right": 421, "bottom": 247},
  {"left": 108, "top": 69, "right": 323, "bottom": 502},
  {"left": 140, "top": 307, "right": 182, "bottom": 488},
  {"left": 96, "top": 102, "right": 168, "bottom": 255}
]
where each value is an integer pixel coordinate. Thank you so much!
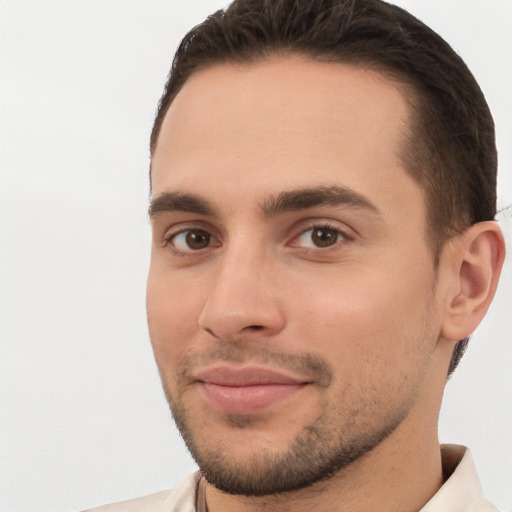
[{"left": 1, "top": 1, "right": 511, "bottom": 511}]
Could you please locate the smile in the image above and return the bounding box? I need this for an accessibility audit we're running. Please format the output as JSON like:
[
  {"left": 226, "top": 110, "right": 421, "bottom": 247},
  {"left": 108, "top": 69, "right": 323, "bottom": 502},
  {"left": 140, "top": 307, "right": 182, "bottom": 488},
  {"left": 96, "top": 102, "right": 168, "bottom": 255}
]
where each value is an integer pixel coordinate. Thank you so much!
[{"left": 195, "top": 365, "right": 310, "bottom": 414}]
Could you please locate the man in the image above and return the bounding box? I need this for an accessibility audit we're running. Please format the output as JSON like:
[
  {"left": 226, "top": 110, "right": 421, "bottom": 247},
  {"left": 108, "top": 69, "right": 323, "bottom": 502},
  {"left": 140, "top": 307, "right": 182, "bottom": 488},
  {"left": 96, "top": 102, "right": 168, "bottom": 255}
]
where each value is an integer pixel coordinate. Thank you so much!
[{"left": 87, "top": 0, "right": 506, "bottom": 510}]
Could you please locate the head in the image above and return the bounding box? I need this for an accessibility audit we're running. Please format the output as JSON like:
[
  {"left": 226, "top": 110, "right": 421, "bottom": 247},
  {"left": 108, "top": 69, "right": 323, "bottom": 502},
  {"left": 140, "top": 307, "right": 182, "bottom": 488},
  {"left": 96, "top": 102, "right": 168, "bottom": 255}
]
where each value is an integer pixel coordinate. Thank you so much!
[
  {"left": 150, "top": 0, "right": 498, "bottom": 377},
  {"left": 146, "top": 0, "right": 504, "bottom": 499}
]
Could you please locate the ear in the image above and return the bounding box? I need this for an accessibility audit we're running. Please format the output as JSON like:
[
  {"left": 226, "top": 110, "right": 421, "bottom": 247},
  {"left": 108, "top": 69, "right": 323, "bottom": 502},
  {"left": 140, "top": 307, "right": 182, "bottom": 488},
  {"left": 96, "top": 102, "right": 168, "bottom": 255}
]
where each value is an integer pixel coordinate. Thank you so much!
[{"left": 441, "top": 221, "right": 506, "bottom": 341}]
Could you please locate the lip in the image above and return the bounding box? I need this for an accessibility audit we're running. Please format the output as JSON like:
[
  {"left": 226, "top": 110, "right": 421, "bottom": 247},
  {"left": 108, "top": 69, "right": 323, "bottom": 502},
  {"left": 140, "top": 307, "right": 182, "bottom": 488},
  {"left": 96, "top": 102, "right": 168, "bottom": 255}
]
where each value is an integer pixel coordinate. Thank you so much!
[{"left": 194, "top": 365, "right": 310, "bottom": 414}]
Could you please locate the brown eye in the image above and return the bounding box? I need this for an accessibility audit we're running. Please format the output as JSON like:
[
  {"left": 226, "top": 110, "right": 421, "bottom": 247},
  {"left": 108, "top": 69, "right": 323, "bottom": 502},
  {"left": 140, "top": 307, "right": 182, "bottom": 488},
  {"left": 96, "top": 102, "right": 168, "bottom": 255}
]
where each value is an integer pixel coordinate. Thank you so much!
[
  {"left": 171, "top": 229, "right": 213, "bottom": 251},
  {"left": 186, "top": 230, "right": 210, "bottom": 249},
  {"left": 294, "top": 226, "right": 344, "bottom": 248},
  {"left": 311, "top": 227, "right": 340, "bottom": 247}
]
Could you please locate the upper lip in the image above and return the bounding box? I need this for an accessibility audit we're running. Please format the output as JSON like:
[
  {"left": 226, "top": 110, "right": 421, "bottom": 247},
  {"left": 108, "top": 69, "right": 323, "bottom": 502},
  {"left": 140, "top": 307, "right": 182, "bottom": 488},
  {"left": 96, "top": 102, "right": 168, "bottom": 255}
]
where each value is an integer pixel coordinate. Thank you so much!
[{"left": 194, "top": 365, "right": 310, "bottom": 387}]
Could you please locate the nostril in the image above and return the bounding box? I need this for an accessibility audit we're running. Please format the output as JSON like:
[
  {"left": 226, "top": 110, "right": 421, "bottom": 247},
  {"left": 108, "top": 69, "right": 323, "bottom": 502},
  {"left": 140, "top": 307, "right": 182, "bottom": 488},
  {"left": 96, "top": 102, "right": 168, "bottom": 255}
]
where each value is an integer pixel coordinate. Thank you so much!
[{"left": 247, "top": 325, "right": 264, "bottom": 331}]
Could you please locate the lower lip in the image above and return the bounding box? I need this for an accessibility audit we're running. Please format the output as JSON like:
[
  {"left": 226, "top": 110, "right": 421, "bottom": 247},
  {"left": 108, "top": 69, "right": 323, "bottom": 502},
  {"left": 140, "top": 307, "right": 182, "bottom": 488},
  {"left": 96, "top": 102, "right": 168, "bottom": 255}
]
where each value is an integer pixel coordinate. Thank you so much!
[{"left": 199, "top": 382, "right": 306, "bottom": 414}]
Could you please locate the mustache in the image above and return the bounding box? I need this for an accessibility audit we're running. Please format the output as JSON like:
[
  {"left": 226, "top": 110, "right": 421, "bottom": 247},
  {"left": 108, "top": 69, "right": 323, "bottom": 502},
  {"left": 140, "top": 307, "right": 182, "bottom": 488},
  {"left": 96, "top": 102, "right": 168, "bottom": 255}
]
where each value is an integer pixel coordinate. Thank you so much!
[{"left": 176, "top": 341, "right": 333, "bottom": 387}]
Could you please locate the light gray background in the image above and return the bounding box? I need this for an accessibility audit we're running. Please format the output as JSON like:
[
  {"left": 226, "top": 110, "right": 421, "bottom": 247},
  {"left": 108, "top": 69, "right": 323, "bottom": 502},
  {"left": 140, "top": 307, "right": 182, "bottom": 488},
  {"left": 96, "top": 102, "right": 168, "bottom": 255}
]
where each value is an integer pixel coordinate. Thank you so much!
[{"left": 1, "top": 1, "right": 511, "bottom": 511}]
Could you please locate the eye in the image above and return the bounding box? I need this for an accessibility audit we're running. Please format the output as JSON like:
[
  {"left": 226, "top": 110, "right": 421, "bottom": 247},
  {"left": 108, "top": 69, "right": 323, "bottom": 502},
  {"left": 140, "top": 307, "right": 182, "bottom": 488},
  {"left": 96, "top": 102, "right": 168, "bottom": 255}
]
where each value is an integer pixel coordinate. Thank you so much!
[
  {"left": 168, "top": 229, "right": 217, "bottom": 251},
  {"left": 294, "top": 225, "right": 345, "bottom": 249}
]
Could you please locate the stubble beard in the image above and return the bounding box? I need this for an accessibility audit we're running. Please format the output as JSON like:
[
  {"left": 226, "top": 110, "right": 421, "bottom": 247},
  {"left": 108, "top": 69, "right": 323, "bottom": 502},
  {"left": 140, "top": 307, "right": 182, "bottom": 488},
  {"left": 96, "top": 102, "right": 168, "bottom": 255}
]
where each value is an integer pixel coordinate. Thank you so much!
[
  {"left": 154, "top": 327, "right": 436, "bottom": 498},
  {"left": 163, "top": 378, "right": 410, "bottom": 497}
]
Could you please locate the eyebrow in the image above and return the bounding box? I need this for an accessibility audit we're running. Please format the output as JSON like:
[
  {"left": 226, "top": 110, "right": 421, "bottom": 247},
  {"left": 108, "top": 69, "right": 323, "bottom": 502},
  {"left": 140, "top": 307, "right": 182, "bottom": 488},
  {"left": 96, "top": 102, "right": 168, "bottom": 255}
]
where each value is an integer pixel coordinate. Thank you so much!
[
  {"left": 148, "top": 185, "right": 379, "bottom": 219},
  {"left": 149, "top": 192, "right": 217, "bottom": 218},
  {"left": 261, "top": 185, "right": 380, "bottom": 217}
]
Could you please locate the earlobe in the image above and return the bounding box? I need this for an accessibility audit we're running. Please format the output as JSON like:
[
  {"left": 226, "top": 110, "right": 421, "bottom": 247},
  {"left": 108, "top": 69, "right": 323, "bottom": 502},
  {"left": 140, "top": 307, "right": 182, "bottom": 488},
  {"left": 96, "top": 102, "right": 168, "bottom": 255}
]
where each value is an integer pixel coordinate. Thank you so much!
[{"left": 441, "top": 221, "right": 505, "bottom": 341}]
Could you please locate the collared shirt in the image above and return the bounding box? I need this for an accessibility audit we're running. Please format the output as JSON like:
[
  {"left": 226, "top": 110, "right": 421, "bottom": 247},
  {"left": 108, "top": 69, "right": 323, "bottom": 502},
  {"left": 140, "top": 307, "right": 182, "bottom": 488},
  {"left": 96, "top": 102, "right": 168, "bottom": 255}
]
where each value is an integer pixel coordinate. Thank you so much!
[{"left": 83, "top": 445, "right": 500, "bottom": 511}]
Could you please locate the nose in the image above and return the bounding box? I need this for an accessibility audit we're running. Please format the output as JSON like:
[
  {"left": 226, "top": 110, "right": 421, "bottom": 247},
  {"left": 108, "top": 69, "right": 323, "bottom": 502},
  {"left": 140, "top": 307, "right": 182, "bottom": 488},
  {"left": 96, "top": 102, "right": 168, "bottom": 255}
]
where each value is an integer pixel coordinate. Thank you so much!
[{"left": 198, "top": 245, "right": 286, "bottom": 343}]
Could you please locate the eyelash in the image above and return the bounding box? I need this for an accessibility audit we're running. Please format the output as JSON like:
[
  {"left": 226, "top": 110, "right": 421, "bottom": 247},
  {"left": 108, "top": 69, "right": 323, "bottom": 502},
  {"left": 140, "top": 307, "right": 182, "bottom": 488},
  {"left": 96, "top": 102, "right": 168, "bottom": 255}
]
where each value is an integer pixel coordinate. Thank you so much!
[
  {"left": 162, "top": 221, "right": 351, "bottom": 257},
  {"left": 163, "top": 228, "right": 219, "bottom": 258},
  {"left": 291, "top": 222, "right": 351, "bottom": 250}
]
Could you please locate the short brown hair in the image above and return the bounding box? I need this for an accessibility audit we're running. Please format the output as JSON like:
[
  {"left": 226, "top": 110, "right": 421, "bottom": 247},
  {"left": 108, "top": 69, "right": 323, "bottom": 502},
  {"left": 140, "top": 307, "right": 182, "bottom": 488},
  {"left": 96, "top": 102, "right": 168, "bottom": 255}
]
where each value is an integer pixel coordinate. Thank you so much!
[{"left": 150, "top": 0, "right": 497, "bottom": 375}]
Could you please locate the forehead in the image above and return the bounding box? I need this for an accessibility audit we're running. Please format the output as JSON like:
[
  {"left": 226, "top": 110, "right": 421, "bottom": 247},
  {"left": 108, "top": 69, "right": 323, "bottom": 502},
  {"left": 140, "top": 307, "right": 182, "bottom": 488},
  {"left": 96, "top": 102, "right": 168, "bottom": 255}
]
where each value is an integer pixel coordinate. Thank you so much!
[{"left": 151, "top": 56, "right": 421, "bottom": 219}]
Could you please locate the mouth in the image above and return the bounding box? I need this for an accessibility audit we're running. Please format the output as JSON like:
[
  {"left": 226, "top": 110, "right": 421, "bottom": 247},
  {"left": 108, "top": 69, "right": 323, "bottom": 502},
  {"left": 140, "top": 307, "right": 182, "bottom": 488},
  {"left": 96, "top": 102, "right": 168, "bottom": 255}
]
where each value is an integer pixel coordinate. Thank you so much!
[{"left": 194, "top": 365, "right": 311, "bottom": 414}]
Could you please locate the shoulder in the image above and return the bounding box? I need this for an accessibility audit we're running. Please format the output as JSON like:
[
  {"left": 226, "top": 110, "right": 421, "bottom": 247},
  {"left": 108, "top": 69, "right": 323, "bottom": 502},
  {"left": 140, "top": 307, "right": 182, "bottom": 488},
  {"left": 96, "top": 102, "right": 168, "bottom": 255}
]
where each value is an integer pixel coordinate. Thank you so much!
[
  {"left": 82, "top": 471, "right": 201, "bottom": 512},
  {"left": 83, "top": 489, "right": 172, "bottom": 512}
]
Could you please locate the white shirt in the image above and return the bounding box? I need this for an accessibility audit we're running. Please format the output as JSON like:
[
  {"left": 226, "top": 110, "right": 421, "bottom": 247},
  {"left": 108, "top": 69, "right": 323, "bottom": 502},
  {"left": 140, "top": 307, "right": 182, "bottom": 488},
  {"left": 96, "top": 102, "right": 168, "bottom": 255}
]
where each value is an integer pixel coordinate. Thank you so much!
[{"left": 83, "top": 445, "right": 500, "bottom": 511}]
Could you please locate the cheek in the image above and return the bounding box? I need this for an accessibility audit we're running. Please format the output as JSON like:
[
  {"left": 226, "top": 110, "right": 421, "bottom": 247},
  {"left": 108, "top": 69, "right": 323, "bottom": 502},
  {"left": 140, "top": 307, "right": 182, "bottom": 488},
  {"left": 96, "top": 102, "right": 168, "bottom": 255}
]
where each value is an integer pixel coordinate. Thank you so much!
[
  {"left": 146, "top": 265, "right": 203, "bottom": 363},
  {"left": 287, "top": 269, "right": 438, "bottom": 418},
  {"left": 287, "top": 259, "right": 438, "bottom": 372}
]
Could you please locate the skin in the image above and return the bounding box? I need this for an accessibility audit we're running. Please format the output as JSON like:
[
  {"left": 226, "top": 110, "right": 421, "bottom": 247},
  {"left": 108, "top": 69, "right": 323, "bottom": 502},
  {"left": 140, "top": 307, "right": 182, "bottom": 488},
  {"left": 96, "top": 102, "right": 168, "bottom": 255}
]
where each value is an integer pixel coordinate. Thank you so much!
[{"left": 147, "top": 56, "right": 505, "bottom": 512}]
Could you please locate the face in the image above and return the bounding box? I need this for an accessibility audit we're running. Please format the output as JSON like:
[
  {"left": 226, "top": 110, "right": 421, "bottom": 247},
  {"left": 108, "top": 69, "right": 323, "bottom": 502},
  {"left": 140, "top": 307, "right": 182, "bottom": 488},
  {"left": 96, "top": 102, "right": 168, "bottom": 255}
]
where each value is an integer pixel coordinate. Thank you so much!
[{"left": 147, "top": 56, "right": 443, "bottom": 496}]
